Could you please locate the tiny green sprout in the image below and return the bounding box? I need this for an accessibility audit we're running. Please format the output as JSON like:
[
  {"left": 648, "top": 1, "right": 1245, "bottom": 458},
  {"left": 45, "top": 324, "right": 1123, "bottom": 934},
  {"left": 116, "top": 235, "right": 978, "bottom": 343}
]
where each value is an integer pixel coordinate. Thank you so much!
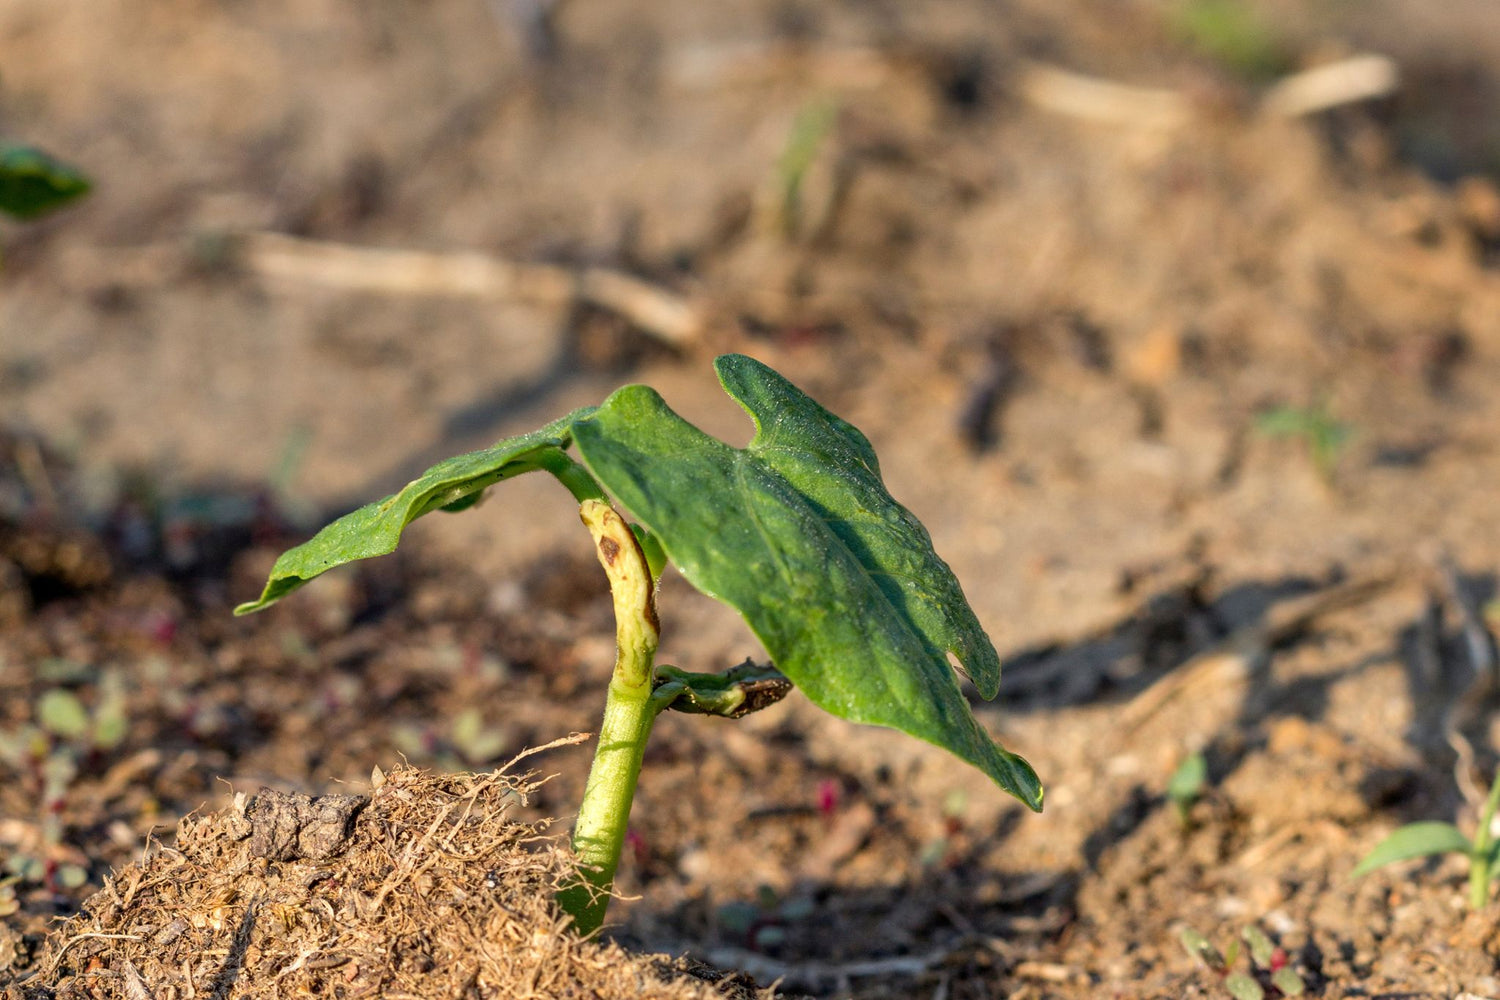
[
  {"left": 1254, "top": 401, "right": 1351, "bottom": 485},
  {"left": 1167, "top": 750, "right": 1208, "bottom": 827},
  {"left": 774, "top": 99, "right": 839, "bottom": 238},
  {"left": 237, "top": 354, "right": 1041, "bottom": 935},
  {"left": 1169, "top": 0, "right": 1289, "bottom": 81},
  {"left": 34, "top": 676, "right": 129, "bottom": 752},
  {"left": 392, "top": 708, "right": 511, "bottom": 768},
  {"left": 1354, "top": 768, "right": 1500, "bottom": 910},
  {"left": 0, "top": 670, "right": 131, "bottom": 897},
  {"left": 1181, "top": 924, "right": 1305, "bottom": 999},
  {"left": 36, "top": 688, "right": 91, "bottom": 742}
]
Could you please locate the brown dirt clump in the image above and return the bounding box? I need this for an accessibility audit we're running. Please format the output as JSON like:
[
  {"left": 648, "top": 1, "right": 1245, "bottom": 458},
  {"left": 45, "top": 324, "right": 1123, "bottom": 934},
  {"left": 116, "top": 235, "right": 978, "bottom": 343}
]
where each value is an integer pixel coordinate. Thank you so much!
[{"left": 12, "top": 759, "right": 774, "bottom": 1000}]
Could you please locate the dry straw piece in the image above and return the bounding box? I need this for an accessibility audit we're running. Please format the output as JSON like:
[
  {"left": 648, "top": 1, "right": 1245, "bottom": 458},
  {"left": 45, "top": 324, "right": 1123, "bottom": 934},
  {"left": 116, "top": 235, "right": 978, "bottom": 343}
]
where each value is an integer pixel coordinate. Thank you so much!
[{"left": 16, "top": 758, "right": 773, "bottom": 1000}]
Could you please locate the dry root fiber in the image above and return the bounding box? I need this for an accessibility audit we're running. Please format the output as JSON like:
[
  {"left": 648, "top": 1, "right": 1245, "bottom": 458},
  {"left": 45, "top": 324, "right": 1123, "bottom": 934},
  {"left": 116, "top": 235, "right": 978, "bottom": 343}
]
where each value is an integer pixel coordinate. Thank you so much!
[{"left": 13, "top": 763, "right": 771, "bottom": 1000}]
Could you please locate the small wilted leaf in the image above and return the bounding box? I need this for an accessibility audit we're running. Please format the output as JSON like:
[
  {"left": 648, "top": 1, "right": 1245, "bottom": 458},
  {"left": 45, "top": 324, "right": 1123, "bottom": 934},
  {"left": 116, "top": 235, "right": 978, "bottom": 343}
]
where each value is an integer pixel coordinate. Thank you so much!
[
  {"left": 36, "top": 689, "right": 90, "bottom": 740},
  {"left": 1353, "top": 821, "right": 1473, "bottom": 877}
]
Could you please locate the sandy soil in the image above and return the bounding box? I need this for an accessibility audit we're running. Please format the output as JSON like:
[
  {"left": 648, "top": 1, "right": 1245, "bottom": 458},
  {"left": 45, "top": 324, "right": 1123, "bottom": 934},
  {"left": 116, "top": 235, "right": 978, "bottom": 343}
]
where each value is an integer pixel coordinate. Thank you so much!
[{"left": 5, "top": 1, "right": 1500, "bottom": 997}]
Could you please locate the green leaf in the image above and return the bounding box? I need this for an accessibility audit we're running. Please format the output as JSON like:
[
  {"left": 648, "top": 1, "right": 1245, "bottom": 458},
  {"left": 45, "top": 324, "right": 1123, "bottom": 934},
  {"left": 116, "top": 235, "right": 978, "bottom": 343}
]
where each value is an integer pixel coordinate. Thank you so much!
[
  {"left": 1167, "top": 751, "right": 1207, "bottom": 806},
  {"left": 55, "top": 864, "right": 89, "bottom": 890},
  {"left": 1272, "top": 965, "right": 1306, "bottom": 996},
  {"left": 36, "top": 689, "right": 90, "bottom": 740},
  {"left": 572, "top": 354, "right": 1040, "bottom": 809},
  {"left": 1241, "top": 924, "right": 1274, "bottom": 967},
  {"left": 1225, "top": 972, "right": 1265, "bottom": 1000},
  {"left": 1353, "top": 821, "right": 1473, "bottom": 878},
  {"left": 234, "top": 411, "right": 593, "bottom": 614},
  {"left": 1179, "top": 927, "right": 1224, "bottom": 971},
  {"left": 0, "top": 145, "right": 91, "bottom": 220},
  {"left": 1171, "top": 0, "right": 1288, "bottom": 80}
]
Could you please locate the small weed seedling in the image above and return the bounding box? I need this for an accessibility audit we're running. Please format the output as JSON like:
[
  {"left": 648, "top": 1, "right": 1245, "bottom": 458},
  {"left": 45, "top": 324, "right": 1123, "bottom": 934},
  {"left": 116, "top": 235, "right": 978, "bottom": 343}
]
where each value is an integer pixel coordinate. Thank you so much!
[
  {"left": 1354, "top": 768, "right": 1500, "bottom": 910},
  {"left": 0, "top": 666, "right": 129, "bottom": 893},
  {"left": 772, "top": 99, "right": 839, "bottom": 239},
  {"left": 1254, "top": 401, "right": 1351, "bottom": 485},
  {"left": 239, "top": 354, "right": 1042, "bottom": 934},
  {"left": 1167, "top": 749, "right": 1208, "bottom": 828},
  {"left": 1181, "top": 924, "right": 1306, "bottom": 999},
  {"left": 1168, "top": 0, "right": 1289, "bottom": 81}
]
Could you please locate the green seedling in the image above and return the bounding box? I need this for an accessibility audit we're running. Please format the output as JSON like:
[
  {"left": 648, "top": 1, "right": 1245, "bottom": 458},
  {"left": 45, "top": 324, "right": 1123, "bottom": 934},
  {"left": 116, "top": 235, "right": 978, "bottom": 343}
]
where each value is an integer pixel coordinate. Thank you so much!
[
  {"left": 1181, "top": 924, "right": 1305, "bottom": 998},
  {"left": 773, "top": 99, "right": 839, "bottom": 238},
  {"left": 1169, "top": 0, "right": 1289, "bottom": 81},
  {"left": 1255, "top": 401, "right": 1351, "bottom": 484},
  {"left": 0, "top": 144, "right": 90, "bottom": 221},
  {"left": 1354, "top": 768, "right": 1500, "bottom": 910},
  {"left": 0, "top": 673, "right": 128, "bottom": 893},
  {"left": 391, "top": 706, "right": 511, "bottom": 768},
  {"left": 1167, "top": 750, "right": 1208, "bottom": 828},
  {"left": 238, "top": 354, "right": 1041, "bottom": 934}
]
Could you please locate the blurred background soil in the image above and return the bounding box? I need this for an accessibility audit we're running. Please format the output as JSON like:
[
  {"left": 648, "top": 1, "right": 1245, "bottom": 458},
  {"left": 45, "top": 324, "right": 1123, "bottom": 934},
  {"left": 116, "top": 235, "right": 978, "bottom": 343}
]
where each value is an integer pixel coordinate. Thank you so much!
[{"left": 5, "top": 1, "right": 1500, "bottom": 996}]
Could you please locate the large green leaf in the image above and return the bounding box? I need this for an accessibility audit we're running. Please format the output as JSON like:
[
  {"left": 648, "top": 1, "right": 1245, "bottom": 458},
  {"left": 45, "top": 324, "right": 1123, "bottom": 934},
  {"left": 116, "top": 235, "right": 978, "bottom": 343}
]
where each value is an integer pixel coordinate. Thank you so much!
[
  {"left": 234, "top": 410, "right": 592, "bottom": 614},
  {"left": 1352, "top": 821, "right": 1473, "bottom": 878},
  {"left": 0, "top": 145, "right": 90, "bottom": 220},
  {"left": 572, "top": 355, "right": 1040, "bottom": 809}
]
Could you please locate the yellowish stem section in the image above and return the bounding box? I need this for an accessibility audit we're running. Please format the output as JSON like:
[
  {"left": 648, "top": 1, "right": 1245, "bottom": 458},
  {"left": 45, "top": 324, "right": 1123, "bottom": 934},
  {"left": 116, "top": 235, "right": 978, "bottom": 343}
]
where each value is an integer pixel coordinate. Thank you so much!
[{"left": 557, "top": 499, "right": 661, "bottom": 935}]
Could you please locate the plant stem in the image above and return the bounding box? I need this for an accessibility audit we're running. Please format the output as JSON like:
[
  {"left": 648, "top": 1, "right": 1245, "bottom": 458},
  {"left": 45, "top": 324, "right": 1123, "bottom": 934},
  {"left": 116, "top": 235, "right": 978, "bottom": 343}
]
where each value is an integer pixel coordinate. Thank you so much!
[
  {"left": 534, "top": 449, "right": 610, "bottom": 504},
  {"left": 1469, "top": 769, "right": 1500, "bottom": 910},
  {"left": 556, "top": 499, "right": 661, "bottom": 936}
]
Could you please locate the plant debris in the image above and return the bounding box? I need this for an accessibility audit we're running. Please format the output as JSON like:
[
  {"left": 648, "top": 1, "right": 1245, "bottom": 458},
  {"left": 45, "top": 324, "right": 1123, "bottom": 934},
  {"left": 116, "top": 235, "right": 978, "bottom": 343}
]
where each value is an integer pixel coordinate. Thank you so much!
[{"left": 14, "top": 765, "right": 775, "bottom": 1000}]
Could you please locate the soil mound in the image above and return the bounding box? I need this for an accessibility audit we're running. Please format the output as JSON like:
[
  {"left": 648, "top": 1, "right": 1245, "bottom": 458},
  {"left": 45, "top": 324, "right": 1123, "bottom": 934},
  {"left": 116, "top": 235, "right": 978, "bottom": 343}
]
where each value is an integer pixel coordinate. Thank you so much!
[{"left": 13, "top": 762, "right": 771, "bottom": 1000}]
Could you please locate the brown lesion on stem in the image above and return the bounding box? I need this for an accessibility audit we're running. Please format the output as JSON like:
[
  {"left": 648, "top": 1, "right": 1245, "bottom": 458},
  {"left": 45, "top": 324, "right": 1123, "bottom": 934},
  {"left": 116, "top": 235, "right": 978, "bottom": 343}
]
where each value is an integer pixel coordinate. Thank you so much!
[{"left": 579, "top": 499, "right": 660, "bottom": 681}]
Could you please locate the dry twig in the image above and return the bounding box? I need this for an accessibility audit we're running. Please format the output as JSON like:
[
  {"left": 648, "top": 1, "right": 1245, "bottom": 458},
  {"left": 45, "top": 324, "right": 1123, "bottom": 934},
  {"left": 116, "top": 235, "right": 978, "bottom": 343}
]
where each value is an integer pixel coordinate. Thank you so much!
[
  {"left": 1261, "top": 55, "right": 1399, "bottom": 119},
  {"left": 239, "top": 232, "right": 701, "bottom": 347},
  {"left": 1017, "top": 61, "right": 1192, "bottom": 129},
  {"left": 1018, "top": 53, "right": 1398, "bottom": 127}
]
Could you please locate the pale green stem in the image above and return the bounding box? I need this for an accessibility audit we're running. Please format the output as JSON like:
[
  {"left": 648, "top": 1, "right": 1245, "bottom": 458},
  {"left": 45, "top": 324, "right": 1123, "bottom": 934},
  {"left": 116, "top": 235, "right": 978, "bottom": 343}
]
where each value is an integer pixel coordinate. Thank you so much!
[
  {"left": 534, "top": 449, "right": 609, "bottom": 504},
  {"left": 556, "top": 499, "right": 661, "bottom": 936},
  {"left": 1469, "top": 770, "right": 1500, "bottom": 910}
]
